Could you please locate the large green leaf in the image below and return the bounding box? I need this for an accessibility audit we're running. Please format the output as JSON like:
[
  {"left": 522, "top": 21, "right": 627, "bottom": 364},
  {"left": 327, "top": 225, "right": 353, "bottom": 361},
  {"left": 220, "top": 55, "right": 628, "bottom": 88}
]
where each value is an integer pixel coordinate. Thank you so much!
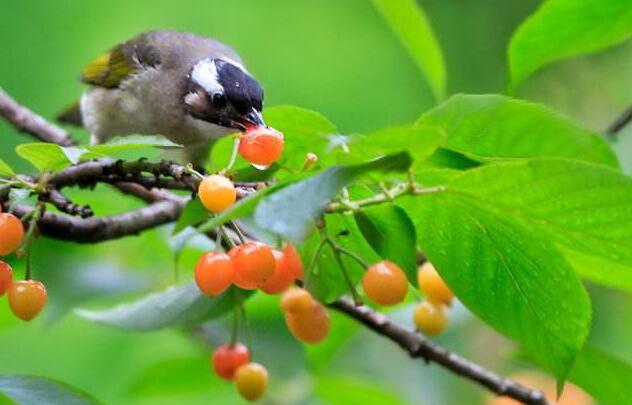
[
  {"left": 349, "top": 125, "right": 445, "bottom": 166},
  {"left": 509, "top": 0, "right": 632, "bottom": 89},
  {"left": 417, "top": 94, "right": 618, "bottom": 167},
  {"left": 0, "top": 159, "right": 15, "bottom": 177},
  {"left": 0, "top": 375, "right": 101, "bottom": 405},
  {"left": 173, "top": 198, "right": 208, "bottom": 235},
  {"left": 254, "top": 152, "right": 412, "bottom": 243},
  {"left": 75, "top": 283, "right": 243, "bottom": 331},
  {"left": 400, "top": 180, "right": 591, "bottom": 380},
  {"left": 567, "top": 345, "right": 632, "bottom": 405},
  {"left": 371, "top": 0, "right": 446, "bottom": 101},
  {"left": 445, "top": 159, "right": 632, "bottom": 291},
  {"left": 355, "top": 205, "right": 417, "bottom": 283}
]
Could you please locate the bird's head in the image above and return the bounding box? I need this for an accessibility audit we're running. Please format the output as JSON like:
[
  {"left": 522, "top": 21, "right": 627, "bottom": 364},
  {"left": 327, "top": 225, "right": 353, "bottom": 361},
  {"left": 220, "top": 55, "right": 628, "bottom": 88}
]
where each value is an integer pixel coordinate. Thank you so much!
[{"left": 184, "top": 58, "right": 265, "bottom": 131}]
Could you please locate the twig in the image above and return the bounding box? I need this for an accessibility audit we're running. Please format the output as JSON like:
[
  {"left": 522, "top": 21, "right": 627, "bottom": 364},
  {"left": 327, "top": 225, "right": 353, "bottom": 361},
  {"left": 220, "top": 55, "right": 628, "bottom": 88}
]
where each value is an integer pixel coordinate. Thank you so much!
[
  {"left": 605, "top": 104, "right": 632, "bottom": 140},
  {"left": 330, "top": 298, "right": 551, "bottom": 405},
  {"left": 39, "top": 188, "right": 94, "bottom": 218},
  {"left": 0, "top": 87, "right": 77, "bottom": 146}
]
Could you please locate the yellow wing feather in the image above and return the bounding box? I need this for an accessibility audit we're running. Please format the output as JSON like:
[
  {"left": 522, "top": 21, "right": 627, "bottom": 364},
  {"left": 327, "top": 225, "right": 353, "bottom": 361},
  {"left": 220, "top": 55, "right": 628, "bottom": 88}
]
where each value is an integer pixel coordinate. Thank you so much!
[{"left": 80, "top": 45, "right": 136, "bottom": 88}]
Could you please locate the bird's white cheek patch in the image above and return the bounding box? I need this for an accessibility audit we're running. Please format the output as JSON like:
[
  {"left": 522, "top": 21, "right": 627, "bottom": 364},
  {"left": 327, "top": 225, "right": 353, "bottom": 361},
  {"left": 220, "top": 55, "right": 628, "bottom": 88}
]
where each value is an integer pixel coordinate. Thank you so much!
[{"left": 191, "top": 59, "right": 224, "bottom": 94}]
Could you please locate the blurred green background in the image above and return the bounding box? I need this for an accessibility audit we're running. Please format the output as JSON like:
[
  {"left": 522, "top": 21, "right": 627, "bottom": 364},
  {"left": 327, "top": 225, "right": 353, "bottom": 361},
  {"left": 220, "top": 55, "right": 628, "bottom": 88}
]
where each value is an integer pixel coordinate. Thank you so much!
[{"left": 1, "top": 1, "right": 631, "bottom": 404}]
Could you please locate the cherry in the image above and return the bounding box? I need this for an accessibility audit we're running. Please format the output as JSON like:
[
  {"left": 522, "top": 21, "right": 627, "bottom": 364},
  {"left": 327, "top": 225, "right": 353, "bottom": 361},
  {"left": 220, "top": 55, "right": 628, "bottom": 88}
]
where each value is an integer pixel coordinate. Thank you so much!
[
  {"left": 284, "top": 299, "right": 331, "bottom": 344},
  {"left": 198, "top": 175, "right": 236, "bottom": 214},
  {"left": 212, "top": 343, "right": 251, "bottom": 380},
  {"left": 280, "top": 288, "right": 313, "bottom": 314},
  {"left": 282, "top": 243, "right": 304, "bottom": 280},
  {"left": 235, "top": 363, "right": 268, "bottom": 402},
  {"left": 413, "top": 300, "right": 448, "bottom": 336},
  {"left": 8, "top": 280, "right": 47, "bottom": 321},
  {"left": 195, "top": 252, "right": 234, "bottom": 296},
  {"left": 0, "top": 213, "right": 24, "bottom": 256},
  {"left": 362, "top": 261, "right": 408, "bottom": 306},
  {"left": 228, "top": 246, "right": 258, "bottom": 290},
  {"left": 418, "top": 262, "right": 454, "bottom": 304},
  {"left": 261, "top": 250, "right": 294, "bottom": 294},
  {"left": 0, "top": 261, "right": 12, "bottom": 296},
  {"left": 238, "top": 127, "right": 285, "bottom": 166},
  {"left": 232, "top": 242, "right": 275, "bottom": 288}
]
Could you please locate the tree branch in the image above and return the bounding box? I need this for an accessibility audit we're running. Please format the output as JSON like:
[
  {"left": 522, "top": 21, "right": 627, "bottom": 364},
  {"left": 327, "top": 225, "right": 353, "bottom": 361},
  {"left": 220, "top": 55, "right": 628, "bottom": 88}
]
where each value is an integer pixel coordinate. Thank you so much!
[
  {"left": 330, "top": 299, "right": 551, "bottom": 405},
  {"left": 0, "top": 87, "right": 77, "bottom": 146}
]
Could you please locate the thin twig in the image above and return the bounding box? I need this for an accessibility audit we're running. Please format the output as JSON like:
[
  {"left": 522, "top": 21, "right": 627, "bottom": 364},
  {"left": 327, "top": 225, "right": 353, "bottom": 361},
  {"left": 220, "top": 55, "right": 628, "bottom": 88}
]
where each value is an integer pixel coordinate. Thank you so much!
[
  {"left": 0, "top": 87, "right": 77, "bottom": 146},
  {"left": 605, "top": 104, "right": 632, "bottom": 140}
]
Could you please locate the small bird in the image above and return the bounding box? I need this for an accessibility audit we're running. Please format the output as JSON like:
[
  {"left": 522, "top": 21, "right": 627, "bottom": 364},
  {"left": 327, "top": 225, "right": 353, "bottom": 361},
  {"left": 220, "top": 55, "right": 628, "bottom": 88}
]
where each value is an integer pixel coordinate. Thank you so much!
[{"left": 59, "top": 30, "right": 266, "bottom": 164}]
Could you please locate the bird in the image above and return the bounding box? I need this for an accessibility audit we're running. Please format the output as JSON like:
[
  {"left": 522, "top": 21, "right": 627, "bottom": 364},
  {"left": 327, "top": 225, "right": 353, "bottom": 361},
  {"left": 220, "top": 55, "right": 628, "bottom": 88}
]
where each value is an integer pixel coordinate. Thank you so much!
[{"left": 58, "top": 30, "right": 266, "bottom": 164}]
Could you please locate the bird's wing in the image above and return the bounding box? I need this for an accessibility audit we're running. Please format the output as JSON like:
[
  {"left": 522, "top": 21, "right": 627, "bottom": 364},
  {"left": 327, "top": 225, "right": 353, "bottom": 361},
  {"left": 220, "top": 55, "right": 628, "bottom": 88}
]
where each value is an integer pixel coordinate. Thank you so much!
[{"left": 80, "top": 44, "right": 139, "bottom": 88}]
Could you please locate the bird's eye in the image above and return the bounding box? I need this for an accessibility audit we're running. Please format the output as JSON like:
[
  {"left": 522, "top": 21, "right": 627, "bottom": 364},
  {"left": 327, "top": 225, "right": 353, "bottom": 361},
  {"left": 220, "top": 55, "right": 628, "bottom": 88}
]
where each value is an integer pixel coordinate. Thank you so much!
[{"left": 211, "top": 93, "right": 227, "bottom": 108}]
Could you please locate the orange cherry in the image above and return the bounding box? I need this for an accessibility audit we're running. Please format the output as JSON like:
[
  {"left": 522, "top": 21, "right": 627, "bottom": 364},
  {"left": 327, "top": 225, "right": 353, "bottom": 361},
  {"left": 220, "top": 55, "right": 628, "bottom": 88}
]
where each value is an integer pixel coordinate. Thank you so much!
[
  {"left": 8, "top": 280, "right": 47, "bottom": 321},
  {"left": 280, "top": 288, "right": 314, "bottom": 314},
  {"left": 198, "top": 175, "right": 237, "bottom": 214},
  {"left": 194, "top": 252, "right": 234, "bottom": 296},
  {"left": 362, "top": 260, "right": 408, "bottom": 306},
  {"left": 228, "top": 245, "right": 258, "bottom": 290},
  {"left": 281, "top": 243, "right": 304, "bottom": 280},
  {"left": 261, "top": 250, "right": 295, "bottom": 294},
  {"left": 238, "top": 127, "right": 285, "bottom": 166},
  {"left": 212, "top": 343, "right": 251, "bottom": 380},
  {"left": 235, "top": 363, "right": 268, "bottom": 402},
  {"left": 418, "top": 262, "right": 454, "bottom": 304},
  {"left": 413, "top": 300, "right": 448, "bottom": 336},
  {"left": 0, "top": 213, "right": 24, "bottom": 256},
  {"left": 232, "top": 242, "right": 275, "bottom": 288},
  {"left": 0, "top": 261, "right": 12, "bottom": 296},
  {"left": 284, "top": 299, "right": 331, "bottom": 344}
]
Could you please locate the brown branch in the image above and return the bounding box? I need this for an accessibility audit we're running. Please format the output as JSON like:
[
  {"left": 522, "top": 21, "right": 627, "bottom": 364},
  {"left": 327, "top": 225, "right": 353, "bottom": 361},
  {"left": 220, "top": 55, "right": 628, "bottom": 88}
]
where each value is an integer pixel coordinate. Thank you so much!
[
  {"left": 605, "top": 104, "right": 632, "bottom": 140},
  {"left": 330, "top": 299, "right": 552, "bottom": 405},
  {"left": 0, "top": 87, "right": 77, "bottom": 146},
  {"left": 39, "top": 188, "right": 94, "bottom": 218}
]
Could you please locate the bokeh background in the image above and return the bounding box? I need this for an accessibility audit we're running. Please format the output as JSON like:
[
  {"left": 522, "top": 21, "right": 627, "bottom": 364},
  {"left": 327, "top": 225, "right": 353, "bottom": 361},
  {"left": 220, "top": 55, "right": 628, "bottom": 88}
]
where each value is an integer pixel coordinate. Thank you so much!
[{"left": 1, "top": 1, "right": 631, "bottom": 404}]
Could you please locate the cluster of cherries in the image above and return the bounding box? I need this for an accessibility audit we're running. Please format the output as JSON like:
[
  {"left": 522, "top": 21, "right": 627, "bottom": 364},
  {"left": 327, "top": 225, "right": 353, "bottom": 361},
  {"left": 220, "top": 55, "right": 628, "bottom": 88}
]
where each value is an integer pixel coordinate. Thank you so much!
[{"left": 0, "top": 207, "right": 47, "bottom": 322}]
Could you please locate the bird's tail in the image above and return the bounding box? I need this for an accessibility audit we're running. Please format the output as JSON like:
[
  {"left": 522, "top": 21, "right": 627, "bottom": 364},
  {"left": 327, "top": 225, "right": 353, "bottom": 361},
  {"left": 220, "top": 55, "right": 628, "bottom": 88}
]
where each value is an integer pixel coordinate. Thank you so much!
[{"left": 57, "top": 100, "right": 83, "bottom": 127}]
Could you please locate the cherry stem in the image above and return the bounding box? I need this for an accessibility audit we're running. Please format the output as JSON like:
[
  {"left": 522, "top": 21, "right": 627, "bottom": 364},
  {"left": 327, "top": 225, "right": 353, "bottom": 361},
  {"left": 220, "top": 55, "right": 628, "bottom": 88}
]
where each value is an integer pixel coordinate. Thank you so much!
[
  {"left": 222, "top": 137, "right": 241, "bottom": 174},
  {"left": 334, "top": 245, "right": 370, "bottom": 269},
  {"left": 303, "top": 238, "right": 328, "bottom": 291},
  {"left": 22, "top": 203, "right": 44, "bottom": 280},
  {"left": 230, "top": 221, "right": 247, "bottom": 244},
  {"left": 219, "top": 226, "right": 237, "bottom": 249},
  {"left": 328, "top": 241, "right": 362, "bottom": 304}
]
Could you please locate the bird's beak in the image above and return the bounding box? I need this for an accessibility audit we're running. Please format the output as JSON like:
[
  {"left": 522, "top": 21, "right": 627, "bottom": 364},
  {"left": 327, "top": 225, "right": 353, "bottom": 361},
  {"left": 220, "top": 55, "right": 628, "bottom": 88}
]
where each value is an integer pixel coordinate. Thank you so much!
[{"left": 236, "top": 109, "right": 266, "bottom": 131}]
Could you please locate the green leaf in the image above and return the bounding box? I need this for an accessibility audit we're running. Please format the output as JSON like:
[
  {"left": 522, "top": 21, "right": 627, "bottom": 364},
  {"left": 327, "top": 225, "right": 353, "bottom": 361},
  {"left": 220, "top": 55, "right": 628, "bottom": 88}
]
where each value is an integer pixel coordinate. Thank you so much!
[
  {"left": 355, "top": 205, "right": 417, "bottom": 283},
  {"left": 566, "top": 345, "right": 632, "bottom": 405},
  {"left": 316, "top": 376, "right": 412, "bottom": 405},
  {"left": 254, "top": 152, "right": 413, "bottom": 243},
  {"left": 349, "top": 125, "right": 445, "bottom": 166},
  {"left": 8, "top": 189, "right": 30, "bottom": 207},
  {"left": 75, "top": 283, "right": 244, "bottom": 331},
  {"left": 15, "top": 136, "right": 181, "bottom": 172},
  {"left": 445, "top": 159, "right": 632, "bottom": 292},
  {"left": 0, "top": 375, "right": 101, "bottom": 405},
  {"left": 417, "top": 94, "right": 618, "bottom": 168},
  {"left": 509, "top": 0, "right": 632, "bottom": 89},
  {"left": 15, "top": 143, "right": 86, "bottom": 172},
  {"left": 173, "top": 199, "right": 208, "bottom": 235},
  {"left": 371, "top": 0, "right": 446, "bottom": 101},
  {"left": 0, "top": 159, "right": 15, "bottom": 177},
  {"left": 400, "top": 180, "right": 591, "bottom": 380}
]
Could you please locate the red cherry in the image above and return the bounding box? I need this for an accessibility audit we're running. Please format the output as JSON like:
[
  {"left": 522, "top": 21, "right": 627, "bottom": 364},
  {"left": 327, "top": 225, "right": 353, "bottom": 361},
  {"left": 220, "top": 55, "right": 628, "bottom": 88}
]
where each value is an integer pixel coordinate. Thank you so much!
[
  {"left": 0, "top": 261, "right": 12, "bottom": 296},
  {"left": 212, "top": 342, "right": 251, "bottom": 380},
  {"left": 194, "top": 252, "right": 234, "bottom": 296},
  {"left": 238, "top": 127, "right": 285, "bottom": 166}
]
